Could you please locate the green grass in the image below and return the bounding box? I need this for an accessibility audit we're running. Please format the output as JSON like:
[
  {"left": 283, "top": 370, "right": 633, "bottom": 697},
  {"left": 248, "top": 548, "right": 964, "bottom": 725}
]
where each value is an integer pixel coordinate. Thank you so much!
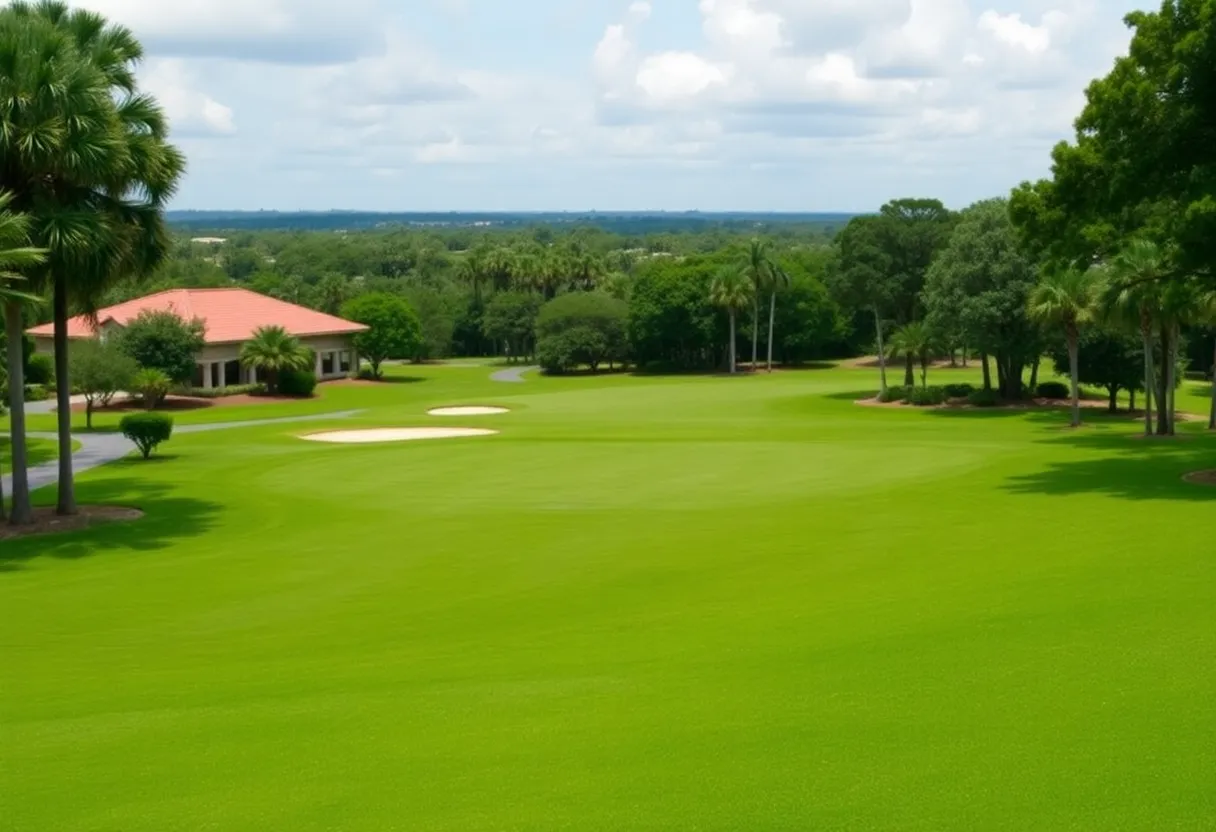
[
  {"left": 1, "top": 435, "right": 61, "bottom": 469},
  {"left": 2, "top": 363, "right": 1214, "bottom": 830}
]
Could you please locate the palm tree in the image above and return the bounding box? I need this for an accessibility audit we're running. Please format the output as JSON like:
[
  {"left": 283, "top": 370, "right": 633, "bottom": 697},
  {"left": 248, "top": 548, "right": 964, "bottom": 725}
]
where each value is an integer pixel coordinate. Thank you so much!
[
  {"left": 240, "top": 326, "right": 313, "bottom": 394},
  {"left": 739, "top": 239, "right": 782, "bottom": 371},
  {"left": 1103, "top": 241, "right": 1167, "bottom": 436},
  {"left": 1029, "top": 268, "right": 1098, "bottom": 427},
  {"left": 888, "top": 321, "right": 935, "bottom": 389},
  {"left": 0, "top": 193, "right": 47, "bottom": 526},
  {"left": 709, "top": 270, "right": 754, "bottom": 374},
  {"left": 0, "top": 2, "right": 186, "bottom": 516}
]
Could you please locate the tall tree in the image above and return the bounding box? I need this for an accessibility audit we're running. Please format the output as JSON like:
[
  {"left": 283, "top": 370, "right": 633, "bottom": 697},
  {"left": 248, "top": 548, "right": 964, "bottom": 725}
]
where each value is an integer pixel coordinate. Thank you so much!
[
  {"left": 709, "top": 270, "right": 753, "bottom": 375},
  {"left": 0, "top": 199, "right": 44, "bottom": 520},
  {"left": 1101, "top": 240, "right": 1170, "bottom": 435},
  {"left": 888, "top": 321, "right": 935, "bottom": 389},
  {"left": 737, "top": 239, "right": 788, "bottom": 373},
  {"left": 923, "top": 199, "right": 1042, "bottom": 400},
  {"left": 0, "top": 1, "right": 186, "bottom": 515},
  {"left": 1029, "top": 268, "right": 1099, "bottom": 427},
  {"left": 0, "top": 195, "right": 45, "bottom": 525}
]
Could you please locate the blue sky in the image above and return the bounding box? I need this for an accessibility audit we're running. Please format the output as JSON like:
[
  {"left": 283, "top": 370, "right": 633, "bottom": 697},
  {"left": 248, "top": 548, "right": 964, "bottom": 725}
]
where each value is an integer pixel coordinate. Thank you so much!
[{"left": 68, "top": 0, "right": 1145, "bottom": 212}]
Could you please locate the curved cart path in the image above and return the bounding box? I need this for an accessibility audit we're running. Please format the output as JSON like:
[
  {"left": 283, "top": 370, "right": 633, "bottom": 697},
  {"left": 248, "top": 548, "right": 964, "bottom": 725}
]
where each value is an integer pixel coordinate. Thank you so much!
[{"left": 490, "top": 365, "right": 537, "bottom": 383}]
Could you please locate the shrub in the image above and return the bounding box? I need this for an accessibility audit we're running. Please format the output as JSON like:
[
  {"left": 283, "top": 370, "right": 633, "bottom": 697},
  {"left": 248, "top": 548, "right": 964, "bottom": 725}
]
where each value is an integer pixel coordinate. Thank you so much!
[
  {"left": 356, "top": 367, "right": 378, "bottom": 381},
  {"left": 133, "top": 368, "right": 172, "bottom": 409},
  {"left": 908, "top": 386, "right": 948, "bottom": 407},
  {"left": 877, "top": 385, "right": 909, "bottom": 403},
  {"left": 968, "top": 388, "right": 1001, "bottom": 407},
  {"left": 120, "top": 413, "right": 174, "bottom": 459},
  {"left": 23, "top": 384, "right": 49, "bottom": 402},
  {"left": 25, "top": 353, "right": 54, "bottom": 386},
  {"left": 943, "top": 383, "right": 975, "bottom": 398},
  {"left": 178, "top": 383, "right": 267, "bottom": 399},
  {"left": 116, "top": 310, "right": 207, "bottom": 384},
  {"left": 536, "top": 293, "right": 628, "bottom": 373},
  {"left": 1036, "top": 381, "right": 1070, "bottom": 400},
  {"left": 278, "top": 368, "right": 317, "bottom": 397}
]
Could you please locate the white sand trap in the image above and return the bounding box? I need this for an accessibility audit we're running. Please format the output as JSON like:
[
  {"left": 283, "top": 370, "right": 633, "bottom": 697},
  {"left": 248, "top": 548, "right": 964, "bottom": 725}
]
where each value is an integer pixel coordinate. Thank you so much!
[
  {"left": 428, "top": 406, "right": 510, "bottom": 417},
  {"left": 303, "top": 427, "right": 498, "bottom": 444}
]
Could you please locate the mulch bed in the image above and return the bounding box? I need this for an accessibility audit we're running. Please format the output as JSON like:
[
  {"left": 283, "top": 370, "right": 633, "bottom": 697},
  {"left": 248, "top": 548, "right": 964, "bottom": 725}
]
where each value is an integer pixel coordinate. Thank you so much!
[
  {"left": 854, "top": 396, "right": 1189, "bottom": 419},
  {"left": 0, "top": 506, "right": 144, "bottom": 541},
  {"left": 1183, "top": 470, "right": 1216, "bottom": 487}
]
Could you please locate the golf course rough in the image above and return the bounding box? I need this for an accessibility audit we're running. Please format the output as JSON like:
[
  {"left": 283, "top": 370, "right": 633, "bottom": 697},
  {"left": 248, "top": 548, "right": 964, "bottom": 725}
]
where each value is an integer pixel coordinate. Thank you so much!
[{"left": 2, "top": 363, "right": 1214, "bottom": 831}]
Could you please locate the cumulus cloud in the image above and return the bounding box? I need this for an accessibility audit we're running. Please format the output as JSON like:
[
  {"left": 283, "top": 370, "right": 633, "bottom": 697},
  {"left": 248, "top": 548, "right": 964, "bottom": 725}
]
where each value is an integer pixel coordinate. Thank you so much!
[{"left": 140, "top": 59, "right": 236, "bottom": 137}]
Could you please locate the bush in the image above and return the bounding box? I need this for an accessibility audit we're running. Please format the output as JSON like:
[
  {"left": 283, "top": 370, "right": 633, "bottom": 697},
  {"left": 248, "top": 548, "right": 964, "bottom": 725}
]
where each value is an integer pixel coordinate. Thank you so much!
[
  {"left": 120, "top": 413, "right": 174, "bottom": 459},
  {"left": 535, "top": 293, "right": 628, "bottom": 373},
  {"left": 116, "top": 310, "right": 207, "bottom": 384},
  {"left": 133, "top": 368, "right": 172, "bottom": 409},
  {"left": 178, "top": 383, "right": 267, "bottom": 399},
  {"left": 908, "top": 386, "right": 948, "bottom": 407},
  {"left": 356, "top": 367, "right": 378, "bottom": 381},
  {"left": 943, "top": 383, "right": 975, "bottom": 398},
  {"left": 1036, "top": 381, "right": 1070, "bottom": 400},
  {"left": 877, "top": 385, "right": 909, "bottom": 403},
  {"left": 278, "top": 368, "right": 317, "bottom": 397},
  {"left": 968, "top": 388, "right": 1001, "bottom": 407},
  {"left": 25, "top": 353, "right": 54, "bottom": 386},
  {"left": 23, "top": 384, "right": 50, "bottom": 402}
]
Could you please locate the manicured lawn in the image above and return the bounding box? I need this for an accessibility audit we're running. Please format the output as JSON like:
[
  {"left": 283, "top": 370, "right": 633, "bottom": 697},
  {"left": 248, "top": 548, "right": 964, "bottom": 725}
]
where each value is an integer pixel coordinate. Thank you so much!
[
  {"left": 1, "top": 435, "right": 60, "bottom": 469},
  {"left": 2, "top": 363, "right": 1214, "bottom": 830}
]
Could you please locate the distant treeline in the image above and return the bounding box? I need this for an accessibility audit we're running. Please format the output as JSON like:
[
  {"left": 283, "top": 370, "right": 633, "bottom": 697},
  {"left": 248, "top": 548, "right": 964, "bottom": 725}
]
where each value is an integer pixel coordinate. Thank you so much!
[{"left": 167, "top": 210, "right": 858, "bottom": 237}]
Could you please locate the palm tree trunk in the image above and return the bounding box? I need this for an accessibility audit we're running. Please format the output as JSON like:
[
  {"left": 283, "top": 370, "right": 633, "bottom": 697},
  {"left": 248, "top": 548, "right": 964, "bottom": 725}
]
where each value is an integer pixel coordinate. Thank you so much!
[
  {"left": 729, "top": 311, "right": 738, "bottom": 374},
  {"left": 751, "top": 298, "right": 759, "bottom": 370},
  {"left": 981, "top": 352, "right": 991, "bottom": 392},
  {"left": 766, "top": 291, "right": 776, "bottom": 373},
  {"left": 1209, "top": 340, "right": 1216, "bottom": 430},
  {"left": 53, "top": 274, "right": 76, "bottom": 516},
  {"left": 904, "top": 352, "right": 915, "bottom": 387},
  {"left": 1155, "top": 326, "right": 1169, "bottom": 436},
  {"left": 6, "top": 300, "right": 34, "bottom": 525},
  {"left": 1168, "top": 325, "right": 1178, "bottom": 436},
  {"left": 1067, "top": 329, "right": 1081, "bottom": 428},
  {"left": 1142, "top": 327, "right": 1155, "bottom": 436},
  {"left": 873, "top": 307, "right": 888, "bottom": 396},
  {"left": 1029, "top": 357, "right": 1041, "bottom": 394}
]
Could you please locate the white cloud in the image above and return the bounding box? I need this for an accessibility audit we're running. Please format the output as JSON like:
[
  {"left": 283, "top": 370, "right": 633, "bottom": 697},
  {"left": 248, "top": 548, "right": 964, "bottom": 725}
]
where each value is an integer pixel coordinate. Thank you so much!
[
  {"left": 978, "top": 11, "right": 1052, "bottom": 53},
  {"left": 140, "top": 59, "right": 236, "bottom": 136},
  {"left": 636, "top": 52, "right": 728, "bottom": 104}
]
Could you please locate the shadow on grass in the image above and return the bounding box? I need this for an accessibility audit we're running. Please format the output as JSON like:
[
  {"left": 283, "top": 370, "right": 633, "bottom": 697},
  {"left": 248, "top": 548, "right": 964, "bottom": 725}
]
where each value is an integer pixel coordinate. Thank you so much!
[
  {"left": 1002, "top": 430, "right": 1216, "bottom": 501},
  {"left": 357, "top": 375, "right": 426, "bottom": 385},
  {"left": 0, "top": 476, "right": 222, "bottom": 573},
  {"left": 1, "top": 438, "right": 59, "bottom": 468}
]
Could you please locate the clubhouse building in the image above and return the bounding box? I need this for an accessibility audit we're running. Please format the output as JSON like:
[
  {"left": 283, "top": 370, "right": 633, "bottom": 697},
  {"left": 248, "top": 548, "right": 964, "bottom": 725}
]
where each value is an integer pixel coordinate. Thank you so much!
[{"left": 28, "top": 288, "right": 368, "bottom": 390}]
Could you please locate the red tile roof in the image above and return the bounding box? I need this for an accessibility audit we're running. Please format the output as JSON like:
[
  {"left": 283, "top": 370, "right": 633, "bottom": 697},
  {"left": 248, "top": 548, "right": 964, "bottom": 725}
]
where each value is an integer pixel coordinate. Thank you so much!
[{"left": 27, "top": 288, "right": 368, "bottom": 345}]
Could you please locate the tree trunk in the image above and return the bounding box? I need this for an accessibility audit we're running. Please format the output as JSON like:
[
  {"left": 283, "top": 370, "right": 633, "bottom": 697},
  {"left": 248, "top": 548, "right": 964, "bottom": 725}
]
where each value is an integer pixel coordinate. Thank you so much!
[
  {"left": 751, "top": 298, "right": 759, "bottom": 371},
  {"left": 5, "top": 301, "right": 34, "bottom": 525},
  {"left": 1152, "top": 323, "right": 1172, "bottom": 435},
  {"left": 86, "top": 400, "right": 94, "bottom": 431},
  {"left": 1130, "top": 388, "right": 1136, "bottom": 412},
  {"left": 1209, "top": 340, "right": 1216, "bottom": 430},
  {"left": 1141, "top": 328, "right": 1155, "bottom": 436},
  {"left": 1029, "top": 357, "right": 1041, "bottom": 394},
  {"left": 729, "top": 311, "right": 738, "bottom": 374},
  {"left": 996, "top": 357, "right": 1007, "bottom": 398},
  {"left": 1067, "top": 330, "right": 1081, "bottom": 428},
  {"left": 1108, "top": 386, "right": 1119, "bottom": 413},
  {"left": 766, "top": 291, "right": 777, "bottom": 373},
  {"left": 0, "top": 456, "right": 6, "bottom": 523},
  {"left": 962, "top": 346, "right": 969, "bottom": 368},
  {"left": 904, "top": 352, "right": 915, "bottom": 387},
  {"left": 873, "top": 307, "right": 888, "bottom": 395},
  {"left": 1167, "top": 325, "right": 1178, "bottom": 436},
  {"left": 981, "top": 352, "right": 991, "bottom": 392},
  {"left": 53, "top": 274, "right": 76, "bottom": 516}
]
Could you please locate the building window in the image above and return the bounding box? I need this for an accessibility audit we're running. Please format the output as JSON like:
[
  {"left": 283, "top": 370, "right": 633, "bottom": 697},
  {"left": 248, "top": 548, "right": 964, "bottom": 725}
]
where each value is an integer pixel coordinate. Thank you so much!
[
  {"left": 192, "top": 364, "right": 205, "bottom": 388},
  {"left": 224, "top": 361, "right": 242, "bottom": 387},
  {"left": 339, "top": 351, "right": 351, "bottom": 373},
  {"left": 322, "top": 352, "right": 335, "bottom": 376}
]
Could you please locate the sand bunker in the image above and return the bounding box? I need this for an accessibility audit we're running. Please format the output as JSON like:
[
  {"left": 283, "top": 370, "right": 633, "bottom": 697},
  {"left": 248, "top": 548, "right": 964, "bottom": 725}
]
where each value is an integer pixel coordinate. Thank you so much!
[
  {"left": 427, "top": 406, "right": 510, "bottom": 416},
  {"left": 302, "top": 427, "right": 498, "bottom": 444}
]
